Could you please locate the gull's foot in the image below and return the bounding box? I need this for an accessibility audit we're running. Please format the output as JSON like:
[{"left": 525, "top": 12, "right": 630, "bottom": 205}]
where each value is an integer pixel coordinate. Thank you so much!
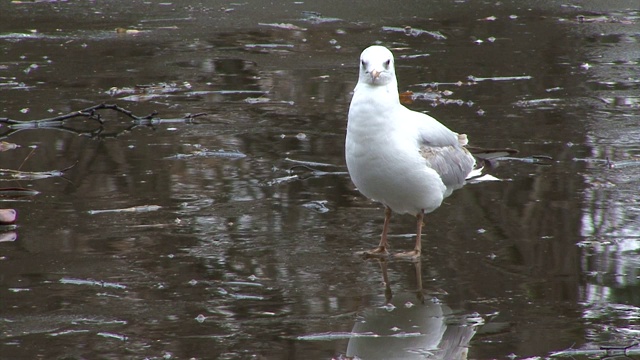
[
  {"left": 393, "top": 249, "right": 421, "bottom": 260},
  {"left": 357, "top": 246, "right": 391, "bottom": 259}
]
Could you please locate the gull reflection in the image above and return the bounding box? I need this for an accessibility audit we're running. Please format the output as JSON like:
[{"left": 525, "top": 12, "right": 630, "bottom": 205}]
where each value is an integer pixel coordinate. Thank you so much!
[{"left": 346, "top": 261, "right": 480, "bottom": 360}]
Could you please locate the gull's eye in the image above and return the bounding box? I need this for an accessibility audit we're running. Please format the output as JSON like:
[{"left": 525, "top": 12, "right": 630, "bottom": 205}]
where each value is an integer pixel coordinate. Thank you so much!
[
  {"left": 361, "top": 59, "right": 367, "bottom": 68},
  {"left": 383, "top": 59, "right": 391, "bottom": 68}
]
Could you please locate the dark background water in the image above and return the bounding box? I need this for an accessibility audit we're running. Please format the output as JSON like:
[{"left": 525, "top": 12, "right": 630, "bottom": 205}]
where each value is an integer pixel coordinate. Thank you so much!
[{"left": 1, "top": 1, "right": 639, "bottom": 359}]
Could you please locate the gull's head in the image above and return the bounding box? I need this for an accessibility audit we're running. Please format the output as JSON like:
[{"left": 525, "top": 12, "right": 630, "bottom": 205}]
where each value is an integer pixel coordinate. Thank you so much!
[{"left": 358, "top": 45, "right": 396, "bottom": 86}]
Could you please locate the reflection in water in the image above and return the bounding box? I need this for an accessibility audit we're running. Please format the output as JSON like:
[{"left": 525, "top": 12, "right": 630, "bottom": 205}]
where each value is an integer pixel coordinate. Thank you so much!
[
  {"left": 1, "top": 0, "right": 639, "bottom": 359},
  {"left": 573, "top": 5, "right": 640, "bottom": 347},
  {"left": 346, "top": 261, "right": 479, "bottom": 360}
]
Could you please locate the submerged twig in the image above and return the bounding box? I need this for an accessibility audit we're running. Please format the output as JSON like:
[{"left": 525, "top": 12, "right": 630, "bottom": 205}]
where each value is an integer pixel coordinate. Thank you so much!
[
  {"left": 264, "top": 162, "right": 348, "bottom": 186},
  {"left": 0, "top": 187, "right": 40, "bottom": 197},
  {"left": 165, "top": 146, "right": 246, "bottom": 160},
  {"left": 288, "top": 164, "right": 348, "bottom": 178},
  {"left": 0, "top": 103, "right": 207, "bottom": 139},
  {"left": 18, "top": 146, "right": 37, "bottom": 171},
  {"left": 0, "top": 162, "right": 77, "bottom": 181},
  {"left": 87, "top": 205, "right": 162, "bottom": 215},
  {"left": 550, "top": 343, "right": 640, "bottom": 358},
  {"left": 284, "top": 158, "right": 336, "bottom": 167}
]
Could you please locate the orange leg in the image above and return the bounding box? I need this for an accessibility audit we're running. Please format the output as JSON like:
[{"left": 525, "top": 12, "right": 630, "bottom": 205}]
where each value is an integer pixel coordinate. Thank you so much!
[
  {"left": 365, "top": 206, "right": 392, "bottom": 257},
  {"left": 395, "top": 209, "right": 424, "bottom": 259}
]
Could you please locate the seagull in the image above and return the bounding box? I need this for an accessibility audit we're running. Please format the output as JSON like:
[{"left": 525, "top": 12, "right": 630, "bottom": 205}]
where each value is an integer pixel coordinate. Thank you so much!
[{"left": 345, "top": 45, "right": 509, "bottom": 258}]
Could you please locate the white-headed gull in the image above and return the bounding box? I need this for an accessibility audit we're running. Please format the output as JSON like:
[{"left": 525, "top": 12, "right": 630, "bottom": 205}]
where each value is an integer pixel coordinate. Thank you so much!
[{"left": 346, "top": 45, "right": 508, "bottom": 258}]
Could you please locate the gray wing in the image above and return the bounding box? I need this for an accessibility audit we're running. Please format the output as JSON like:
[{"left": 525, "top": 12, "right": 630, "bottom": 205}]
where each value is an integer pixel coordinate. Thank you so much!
[
  {"left": 420, "top": 144, "right": 475, "bottom": 188},
  {"left": 414, "top": 112, "right": 475, "bottom": 188},
  {"left": 416, "top": 116, "right": 460, "bottom": 148}
]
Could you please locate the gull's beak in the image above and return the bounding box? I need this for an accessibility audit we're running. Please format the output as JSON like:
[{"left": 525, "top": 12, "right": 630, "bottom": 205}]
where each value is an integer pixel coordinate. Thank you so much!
[{"left": 371, "top": 69, "right": 381, "bottom": 80}]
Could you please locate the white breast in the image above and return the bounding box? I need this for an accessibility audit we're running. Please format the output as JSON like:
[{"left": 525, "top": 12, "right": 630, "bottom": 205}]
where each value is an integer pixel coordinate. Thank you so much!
[{"left": 346, "top": 97, "right": 447, "bottom": 215}]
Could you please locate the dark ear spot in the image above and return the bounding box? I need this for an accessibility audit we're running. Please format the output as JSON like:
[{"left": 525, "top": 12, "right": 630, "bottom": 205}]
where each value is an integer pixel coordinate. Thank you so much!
[
  {"left": 384, "top": 59, "right": 391, "bottom": 68},
  {"left": 361, "top": 59, "right": 366, "bottom": 68}
]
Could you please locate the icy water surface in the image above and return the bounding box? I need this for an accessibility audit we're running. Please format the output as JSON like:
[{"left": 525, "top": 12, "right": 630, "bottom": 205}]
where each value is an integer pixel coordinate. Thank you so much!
[{"left": 1, "top": 1, "right": 639, "bottom": 359}]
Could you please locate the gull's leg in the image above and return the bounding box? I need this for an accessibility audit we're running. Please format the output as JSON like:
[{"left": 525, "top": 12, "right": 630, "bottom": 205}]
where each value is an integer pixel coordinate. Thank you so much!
[
  {"left": 378, "top": 258, "right": 392, "bottom": 303},
  {"left": 413, "top": 257, "right": 425, "bottom": 304},
  {"left": 414, "top": 209, "right": 424, "bottom": 255},
  {"left": 395, "top": 209, "right": 424, "bottom": 259},
  {"left": 365, "top": 206, "right": 392, "bottom": 257}
]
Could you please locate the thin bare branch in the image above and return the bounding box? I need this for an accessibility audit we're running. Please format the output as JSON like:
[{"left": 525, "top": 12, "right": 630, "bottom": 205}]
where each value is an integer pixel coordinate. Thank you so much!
[
  {"left": 550, "top": 343, "right": 640, "bottom": 358},
  {"left": 0, "top": 103, "right": 207, "bottom": 139}
]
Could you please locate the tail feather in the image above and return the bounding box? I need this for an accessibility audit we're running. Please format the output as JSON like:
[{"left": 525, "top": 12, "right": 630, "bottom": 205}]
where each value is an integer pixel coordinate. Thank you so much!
[
  {"left": 467, "top": 146, "right": 518, "bottom": 160},
  {"left": 465, "top": 146, "right": 518, "bottom": 181}
]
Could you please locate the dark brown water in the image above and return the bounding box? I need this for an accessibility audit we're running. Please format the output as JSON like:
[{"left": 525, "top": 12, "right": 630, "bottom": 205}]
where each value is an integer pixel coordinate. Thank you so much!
[{"left": 1, "top": 1, "right": 639, "bottom": 359}]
